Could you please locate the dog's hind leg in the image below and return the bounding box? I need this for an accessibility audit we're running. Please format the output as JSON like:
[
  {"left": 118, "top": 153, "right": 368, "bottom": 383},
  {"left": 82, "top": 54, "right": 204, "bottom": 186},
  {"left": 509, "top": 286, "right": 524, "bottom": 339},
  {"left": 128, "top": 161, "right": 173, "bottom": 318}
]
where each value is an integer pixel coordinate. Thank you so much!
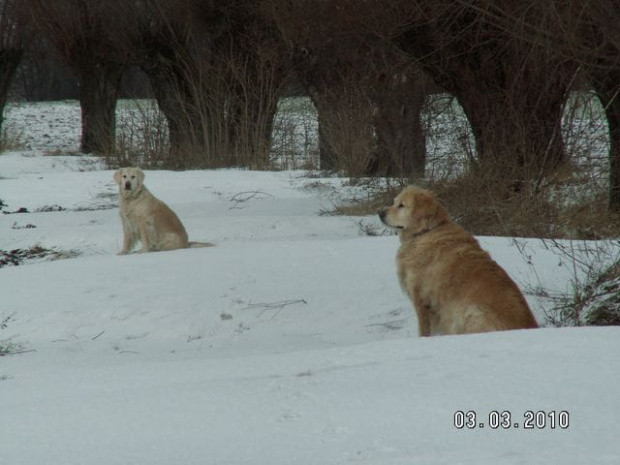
[
  {"left": 452, "top": 305, "right": 504, "bottom": 335},
  {"left": 157, "top": 233, "right": 187, "bottom": 251}
]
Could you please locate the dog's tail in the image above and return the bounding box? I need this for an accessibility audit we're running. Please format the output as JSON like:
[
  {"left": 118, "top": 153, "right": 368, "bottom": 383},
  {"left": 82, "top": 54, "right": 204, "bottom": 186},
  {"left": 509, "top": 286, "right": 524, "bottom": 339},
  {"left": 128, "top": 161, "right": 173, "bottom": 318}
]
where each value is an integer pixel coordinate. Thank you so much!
[{"left": 188, "top": 241, "right": 215, "bottom": 248}]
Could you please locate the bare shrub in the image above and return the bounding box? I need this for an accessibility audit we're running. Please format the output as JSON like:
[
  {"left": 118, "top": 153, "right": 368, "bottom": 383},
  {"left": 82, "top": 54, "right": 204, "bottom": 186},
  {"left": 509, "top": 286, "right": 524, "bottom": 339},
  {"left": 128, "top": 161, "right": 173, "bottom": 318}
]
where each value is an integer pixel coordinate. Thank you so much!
[
  {"left": 126, "top": 0, "right": 289, "bottom": 170},
  {"left": 270, "top": 97, "right": 319, "bottom": 170},
  {"left": 316, "top": 84, "right": 376, "bottom": 176},
  {"left": 0, "top": 245, "right": 81, "bottom": 268},
  {"left": 323, "top": 185, "right": 403, "bottom": 218},
  {"left": 111, "top": 93, "right": 322, "bottom": 170},
  {"left": 114, "top": 99, "right": 169, "bottom": 168},
  {"left": 423, "top": 94, "right": 472, "bottom": 180},
  {"left": 0, "top": 125, "right": 25, "bottom": 152},
  {"left": 583, "top": 261, "right": 620, "bottom": 326},
  {"left": 542, "top": 241, "right": 620, "bottom": 327},
  {"left": 113, "top": 95, "right": 320, "bottom": 170},
  {"left": 0, "top": 312, "right": 26, "bottom": 357}
]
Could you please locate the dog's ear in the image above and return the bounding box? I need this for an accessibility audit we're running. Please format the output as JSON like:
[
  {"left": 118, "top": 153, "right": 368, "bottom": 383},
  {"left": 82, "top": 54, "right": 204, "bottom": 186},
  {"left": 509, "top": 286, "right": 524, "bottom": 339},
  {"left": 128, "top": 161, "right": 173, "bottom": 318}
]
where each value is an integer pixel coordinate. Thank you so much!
[
  {"left": 113, "top": 170, "right": 121, "bottom": 185},
  {"left": 136, "top": 168, "right": 145, "bottom": 184},
  {"left": 413, "top": 191, "right": 448, "bottom": 231},
  {"left": 430, "top": 202, "right": 449, "bottom": 228}
]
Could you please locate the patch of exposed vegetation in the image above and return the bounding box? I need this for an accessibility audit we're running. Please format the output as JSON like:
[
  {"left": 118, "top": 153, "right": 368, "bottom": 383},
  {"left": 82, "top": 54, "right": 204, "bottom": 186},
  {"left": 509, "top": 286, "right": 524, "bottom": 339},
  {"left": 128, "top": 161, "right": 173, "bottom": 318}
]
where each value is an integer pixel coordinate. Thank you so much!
[
  {"left": 1, "top": 313, "right": 24, "bottom": 357},
  {"left": 546, "top": 256, "right": 620, "bottom": 327},
  {"left": 0, "top": 246, "right": 81, "bottom": 268}
]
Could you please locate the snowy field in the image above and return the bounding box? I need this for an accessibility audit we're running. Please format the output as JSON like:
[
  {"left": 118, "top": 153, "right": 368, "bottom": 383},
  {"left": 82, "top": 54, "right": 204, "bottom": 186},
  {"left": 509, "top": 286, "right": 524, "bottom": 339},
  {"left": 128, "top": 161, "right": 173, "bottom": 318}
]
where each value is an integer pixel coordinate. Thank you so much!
[{"left": 1, "top": 102, "right": 620, "bottom": 464}]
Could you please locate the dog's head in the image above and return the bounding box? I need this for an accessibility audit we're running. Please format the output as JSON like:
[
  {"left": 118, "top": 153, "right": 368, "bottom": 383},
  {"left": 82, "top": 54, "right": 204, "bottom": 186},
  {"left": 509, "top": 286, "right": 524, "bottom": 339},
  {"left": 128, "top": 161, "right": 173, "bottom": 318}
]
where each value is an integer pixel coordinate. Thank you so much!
[
  {"left": 379, "top": 186, "right": 448, "bottom": 237},
  {"left": 114, "top": 167, "right": 145, "bottom": 197}
]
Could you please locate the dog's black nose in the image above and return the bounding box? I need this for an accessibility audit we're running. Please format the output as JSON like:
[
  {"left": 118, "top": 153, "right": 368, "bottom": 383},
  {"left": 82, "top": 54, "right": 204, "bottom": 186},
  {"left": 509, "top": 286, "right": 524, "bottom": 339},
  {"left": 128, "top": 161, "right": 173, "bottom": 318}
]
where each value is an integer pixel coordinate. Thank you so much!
[{"left": 124, "top": 181, "right": 132, "bottom": 190}]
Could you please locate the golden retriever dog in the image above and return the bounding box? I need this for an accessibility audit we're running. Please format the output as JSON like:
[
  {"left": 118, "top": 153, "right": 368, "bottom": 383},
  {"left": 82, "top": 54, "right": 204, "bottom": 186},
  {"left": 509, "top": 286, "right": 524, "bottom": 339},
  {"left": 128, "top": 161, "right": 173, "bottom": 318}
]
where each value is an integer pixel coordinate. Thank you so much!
[
  {"left": 379, "top": 186, "right": 538, "bottom": 336},
  {"left": 114, "top": 167, "right": 213, "bottom": 254}
]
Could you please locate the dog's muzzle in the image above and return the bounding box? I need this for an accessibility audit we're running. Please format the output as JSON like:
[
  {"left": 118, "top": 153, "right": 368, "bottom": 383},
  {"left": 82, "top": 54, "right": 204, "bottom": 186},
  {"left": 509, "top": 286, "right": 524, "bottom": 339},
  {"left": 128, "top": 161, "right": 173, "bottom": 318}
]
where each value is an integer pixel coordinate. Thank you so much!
[
  {"left": 124, "top": 181, "right": 132, "bottom": 191},
  {"left": 379, "top": 210, "right": 403, "bottom": 229}
]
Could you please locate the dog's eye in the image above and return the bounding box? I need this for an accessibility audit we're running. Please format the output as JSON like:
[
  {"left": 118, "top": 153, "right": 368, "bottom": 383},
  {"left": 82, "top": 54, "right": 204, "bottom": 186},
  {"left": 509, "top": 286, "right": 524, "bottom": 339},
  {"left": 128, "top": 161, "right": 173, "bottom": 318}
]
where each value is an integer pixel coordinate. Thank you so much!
[
  {"left": 397, "top": 203, "right": 405, "bottom": 209},
  {"left": 131, "top": 175, "right": 136, "bottom": 179}
]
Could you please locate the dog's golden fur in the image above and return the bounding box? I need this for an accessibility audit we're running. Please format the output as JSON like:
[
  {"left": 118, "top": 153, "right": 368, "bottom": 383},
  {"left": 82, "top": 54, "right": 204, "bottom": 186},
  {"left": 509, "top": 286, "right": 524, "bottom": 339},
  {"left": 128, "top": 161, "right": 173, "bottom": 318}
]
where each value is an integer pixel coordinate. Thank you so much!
[
  {"left": 380, "top": 186, "right": 538, "bottom": 336},
  {"left": 114, "top": 167, "right": 212, "bottom": 254}
]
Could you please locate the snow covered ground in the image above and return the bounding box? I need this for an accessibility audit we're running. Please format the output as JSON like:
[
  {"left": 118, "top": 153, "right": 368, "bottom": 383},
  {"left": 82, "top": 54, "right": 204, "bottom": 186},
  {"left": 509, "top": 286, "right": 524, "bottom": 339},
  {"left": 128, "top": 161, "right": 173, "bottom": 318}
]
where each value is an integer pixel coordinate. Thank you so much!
[{"left": 1, "top": 102, "right": 620, "bottom": 464}]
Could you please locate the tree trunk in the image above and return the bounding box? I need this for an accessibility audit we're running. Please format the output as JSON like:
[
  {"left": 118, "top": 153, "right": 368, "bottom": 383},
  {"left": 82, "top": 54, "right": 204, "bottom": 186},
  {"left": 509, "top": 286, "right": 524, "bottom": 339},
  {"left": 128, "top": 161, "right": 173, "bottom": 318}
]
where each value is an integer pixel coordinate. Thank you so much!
[
  {"left": 316, "top": 104, "right": 337, "bottom": 171},
  {"left": 76, "top": 63, "right": 124, "bottom": 155},
  {"left": 141, "top": 62, "right": 211, "bottom": 167},
  {"left": 592, "top": 71, "right": 620, "bottom": 213},
  {"left": 607, "top": 100, "right": 620, "bottom": 213},
  {"left": 457, "top": 90, "right": 566, "bottom": 183},
  {"left": 393, "top": 11, "right": 573, "bottom": 185},
  {"left": 242, "top": 95, "right": 278, "bottom": 169},
  {"left": 306, "top": 89, "right": 336, "bottom": 171},
  {"left": 0, "top": 50, "right": 23, "bottom": 137},
  {"left": 373, "top": 71, "right": 428, "bottom": 179},
  {"left": 223, "top": 80, "right": 279, "bottom": 169},
  {"left": 310, "top": 87, "right": 375, "bottom": 175}
]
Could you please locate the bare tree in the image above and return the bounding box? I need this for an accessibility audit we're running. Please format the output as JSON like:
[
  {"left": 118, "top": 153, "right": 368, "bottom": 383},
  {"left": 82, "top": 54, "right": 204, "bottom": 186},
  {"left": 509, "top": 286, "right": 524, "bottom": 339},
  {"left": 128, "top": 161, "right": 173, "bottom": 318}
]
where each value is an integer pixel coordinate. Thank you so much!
[
  {"left": 124, "top": 0, "right": 204, "bottom": 165},
  {"left": 186, "top": 0, "right": 288, "bottom": 167},
  {"left": 370, "top": 48, "right": 432, "bottom": 179},
  {"left": 28, "top": 0, "right": 131, "bottom": 154},
  {"left": 564, "top": 0, "right": 620, "bottom": 212},
  {"left": 1, "top": 0, "right": 32, "bottom": 136},
  {"left": 391, "top": 0, "right": 577, "bottom": 185},
  {"left": 125, "top": 0, "right": 287, "bottom": 168},
  {"left": 268, "top": 0, "right": 430, "bottom": 178},
  {"left": 213, "top": 0, "right": 289, "bottom": 168}
]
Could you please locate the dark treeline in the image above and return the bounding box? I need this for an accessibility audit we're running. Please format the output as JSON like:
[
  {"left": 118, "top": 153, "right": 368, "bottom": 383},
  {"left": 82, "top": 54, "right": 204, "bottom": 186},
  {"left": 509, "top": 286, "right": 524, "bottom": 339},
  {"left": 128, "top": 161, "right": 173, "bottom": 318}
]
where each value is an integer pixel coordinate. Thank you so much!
[{"left": 2, "top": 0, "right": 620, "bottom": 211}]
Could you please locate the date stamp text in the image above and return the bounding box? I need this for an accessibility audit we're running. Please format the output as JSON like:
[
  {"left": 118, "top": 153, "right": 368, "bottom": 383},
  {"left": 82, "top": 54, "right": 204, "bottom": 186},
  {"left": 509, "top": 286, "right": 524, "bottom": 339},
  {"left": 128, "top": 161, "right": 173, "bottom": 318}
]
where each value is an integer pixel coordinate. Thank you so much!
[{"left": 454, "top": 410, "right": 570, "bottom": 430}]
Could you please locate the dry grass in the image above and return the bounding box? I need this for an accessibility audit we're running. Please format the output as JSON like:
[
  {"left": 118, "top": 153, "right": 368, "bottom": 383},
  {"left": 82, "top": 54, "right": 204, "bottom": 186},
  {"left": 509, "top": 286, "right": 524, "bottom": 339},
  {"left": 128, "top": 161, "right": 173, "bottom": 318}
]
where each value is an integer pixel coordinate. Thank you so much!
[
  {"left": 111, "top": 100, "right": 169, "bottom": 169},
  {"left": 546, "top": 255, "right": 620, "bottom": 327},
  {"left": 326, "top": 172, "right": 620, "bottom": 240},
  {"left": 584, "top": 259, "right": 620, "bottom": 326},
  {"left": 0, "top": 127, "right": 25, "bottom": 152},
  {"left": 0, "top": 245, "right": 81, "bottom": 268},
  {"left": 324, "top": 186, "right": 402, "bottom": 217}
]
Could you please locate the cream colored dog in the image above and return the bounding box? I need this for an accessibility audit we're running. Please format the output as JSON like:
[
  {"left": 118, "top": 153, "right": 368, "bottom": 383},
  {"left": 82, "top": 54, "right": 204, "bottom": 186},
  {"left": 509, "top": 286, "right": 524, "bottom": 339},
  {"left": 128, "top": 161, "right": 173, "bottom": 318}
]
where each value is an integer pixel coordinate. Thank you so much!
[
  {"left": 379, "top": 186, "right": 538, "bottom": 336},
  {"left": 114, "top": 167, "right": 213, "bottom": 254}
]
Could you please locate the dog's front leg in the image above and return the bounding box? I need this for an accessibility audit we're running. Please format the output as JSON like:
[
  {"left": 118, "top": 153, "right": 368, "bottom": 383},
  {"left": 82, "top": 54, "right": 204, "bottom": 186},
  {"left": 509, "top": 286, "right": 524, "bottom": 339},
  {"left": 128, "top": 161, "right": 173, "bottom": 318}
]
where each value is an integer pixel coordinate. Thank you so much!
[
  {"left": 413, "top": 294, "right": 432, "bottom": 337},
  {"left": 119, "top": 218, "right": 136, "bottom": 255},
  {"left": 137, "top": 221, "right": 151, "bottom": 253}
]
